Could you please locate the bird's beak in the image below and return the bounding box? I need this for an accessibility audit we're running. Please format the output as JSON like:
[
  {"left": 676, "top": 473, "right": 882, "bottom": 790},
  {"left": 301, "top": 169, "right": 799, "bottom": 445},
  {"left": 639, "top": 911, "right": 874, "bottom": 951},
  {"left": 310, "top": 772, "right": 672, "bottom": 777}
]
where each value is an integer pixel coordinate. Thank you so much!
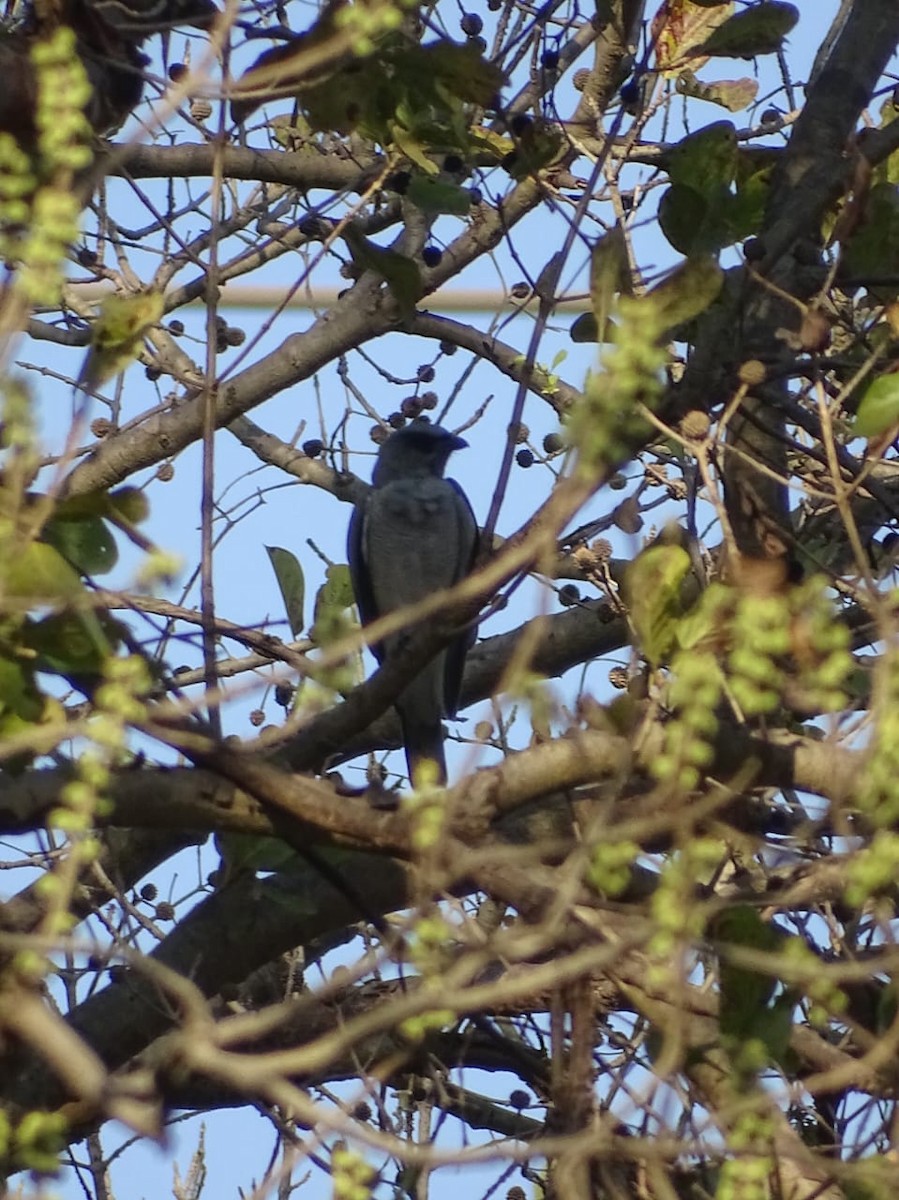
[{"left": 449, "top": 434, "right": 468, "bottom": 451}]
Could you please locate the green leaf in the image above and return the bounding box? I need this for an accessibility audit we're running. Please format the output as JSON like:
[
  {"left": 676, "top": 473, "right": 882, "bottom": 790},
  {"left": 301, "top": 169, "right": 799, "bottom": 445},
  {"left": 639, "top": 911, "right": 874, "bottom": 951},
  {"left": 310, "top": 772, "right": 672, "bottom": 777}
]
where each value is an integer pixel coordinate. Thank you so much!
[
  {"left": 414, "top": 39, "right": 505, "bottom": 107},
  {"left": 0, "top": 655, "right": 43, "bottom": 722},
  {"left": 343, "top": 227, "right": 422, "bottom": 318},
  {"left": 570, "top": 313, "right": 600, "bottom": 343},
  {"left": 266, "top": 546, "right": 306, "bottom": 639},
  {"left": 840, "top": 184, "right": 899, "bottom": 295},
  {"left": 26, "top": 610, "right": 121, "bottom": 687},
  {"left": 216, "top": 832, "right": 298, "bottom": 876},
  {"left": 108, "top": 487, "right": 150, "bottom": 525},
  {"left": 667, "top": 121, "right": 738, "bottom": 193},
  {"left": 728, "top": 162, "right": 772, "bottom": 240},
  {"left": 406, "top": 174, "right": 471, "bottom": 215},
  {"left": 590, "top": 226, "right": 631, "bottom": 339},
  {"left": 623, "top": 543, "right": 693, "bottom": 666},
  {"left": 502, "top": 118, "right": 563, "bottom": 180},
  {"left": 853, "top": 374, "right": 899, "bottom": 438},
  {"left": 696, "top": 1, "right": 799, "bottom": 59},
  {"left": 659, "top": 184, "right": 733, "bottom": 255},
  {"left": 43, "top": 514, "right": 118, "bottom": 576},
  {"left": 647, "top": 256, "right": 725, "bottom": 334},
  {"left": 713, "top": 906, "right": 785, "bottom": 1051}
]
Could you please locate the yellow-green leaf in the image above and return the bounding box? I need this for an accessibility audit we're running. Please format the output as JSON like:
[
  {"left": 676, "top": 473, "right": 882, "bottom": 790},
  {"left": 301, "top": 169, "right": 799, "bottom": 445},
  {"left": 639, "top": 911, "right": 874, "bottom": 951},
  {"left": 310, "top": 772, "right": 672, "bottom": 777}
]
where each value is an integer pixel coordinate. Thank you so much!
[
  {"left": 853, "top": 374, "right": 899, "bottom": 438},
  {"left": 79, "top": 291, "right": 165, "bottom": 390},
  {"left": 675, "top": 69, "right": 758, "bottom": 112},
  {"left": 311, "top": 563, "right": 356, "bottom": 647},
  {"left": 4, "top": 541, "right": 83, "bottom": 602},
  {"left": 623, "top": 543, "right": 693, "bottom": 666}
]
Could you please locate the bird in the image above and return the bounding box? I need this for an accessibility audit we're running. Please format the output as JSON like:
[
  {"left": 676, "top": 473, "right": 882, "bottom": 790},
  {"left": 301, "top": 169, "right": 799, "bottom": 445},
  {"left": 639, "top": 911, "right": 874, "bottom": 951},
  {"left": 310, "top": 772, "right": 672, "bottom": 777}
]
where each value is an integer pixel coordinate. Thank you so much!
[{"left": 347, "top": 419, "right": 479, "bottom": 786}]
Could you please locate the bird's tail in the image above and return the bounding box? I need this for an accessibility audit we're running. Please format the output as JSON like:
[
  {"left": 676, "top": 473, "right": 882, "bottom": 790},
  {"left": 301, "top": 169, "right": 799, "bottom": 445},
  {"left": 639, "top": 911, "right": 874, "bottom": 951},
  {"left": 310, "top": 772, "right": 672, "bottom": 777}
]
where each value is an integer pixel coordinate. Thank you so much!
[{"left": 400, "top": 715, "right": 447, "bottom": 787}]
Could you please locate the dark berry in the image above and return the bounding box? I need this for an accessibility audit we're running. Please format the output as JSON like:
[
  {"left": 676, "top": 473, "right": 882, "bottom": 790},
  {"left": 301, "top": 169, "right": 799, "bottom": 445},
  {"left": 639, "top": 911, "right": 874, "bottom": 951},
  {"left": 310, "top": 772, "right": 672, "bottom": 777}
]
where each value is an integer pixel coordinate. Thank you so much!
[
  {"left": 388, "top": 411, "right": 405, "bottom": 429},
  {"left": 91, "top": 417, "right": 112, "bottom": 438},
  {"left": 274, "top": 682, "right": 295, "bottom": 708},
  {"left": 168, "top": 319, "right": 184, "bottom": 335},
  {"left": 467, "top": 35, "right": 487, "bottom": 54},
  {"left": 250, "top": 708, "right": 265, "bottom": 727},
  {"left": 299, "top": 215, "right": 323, "bottom": 238},
  {"left": 460, "top": 12, "right": 483, "bottom": 36},
  {"left": 516, "top": 448, "right": 534, "bottom": 468},
  {"left": 760, "top": 107, "right": 781, "bottom": 127},
  {"left": 168, "top": 62, "right": 188, "bottom": 82},
  {"left": 140, "top": 883, "right": 158, "bottom": 901},
  {"left": 419, "top": 391, "right": 438, "bottom": 410},
  {"left": 302, "top": 439, "right": 324, "bottom": 458},
  {"left": 509, "top": 1090, "right": 530, "bottom": 1110},
  {"left": 401, "top": 396, "right": 422, "bottom": 419},
  {"left": 386, "top": 170, "right": 411, "bottom": 194},
  {"left": 443, "top": 154, "right": 464, "bottom": 174},
  {"left": 155, "top": 901, "right": 175, "bottom": 921},
  {"left": 422, "top": 245, "right": 443, "bottom": 268},
  {"left": 468, "top": 186, "right": 483, "bottom": 205},
  {"left": 559, "top": 583, "right": 580, "bottom": 606},
  {"left": 743, "top": 237, "right": 764, "bottom": 262},
  {"left": 226, "top": 326, "right": 246, "bottom": 346},
  {"left": 510, "top": 114, "right": 533, "bottom": 137},
  {"left": 145, "top": 365, "right": 161, "bottom": 381},
  {"left": 541, "top": 49, "right": 559, "bottom": 70},
  {"left": 619, "top": 81, "right": 640, "bottom": 110},
  {"left": 157, "top": 462, "right": 174, "bottom": 482},
  {"left": 543, "top": 432, "right": 564, "bottom": 454},
  {"left": 77, "top": 246, "right": 98, "bottom": 267},
  {"left": 439, "top": 340, "right": 457, "bottom": 355},
  {"left": 510, "top": 281, "right": 530, "bottom": 299},
  {"left": 417, "top": 364, "right": 435, "bottom": 383}
]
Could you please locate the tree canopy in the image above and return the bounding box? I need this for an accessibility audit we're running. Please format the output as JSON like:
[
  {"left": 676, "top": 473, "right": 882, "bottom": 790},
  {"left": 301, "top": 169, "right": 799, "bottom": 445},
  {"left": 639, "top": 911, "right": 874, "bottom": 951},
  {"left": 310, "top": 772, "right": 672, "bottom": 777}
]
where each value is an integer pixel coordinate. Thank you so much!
[{"left": 3, "top": 1, "right": 899, "bottom": 1198}]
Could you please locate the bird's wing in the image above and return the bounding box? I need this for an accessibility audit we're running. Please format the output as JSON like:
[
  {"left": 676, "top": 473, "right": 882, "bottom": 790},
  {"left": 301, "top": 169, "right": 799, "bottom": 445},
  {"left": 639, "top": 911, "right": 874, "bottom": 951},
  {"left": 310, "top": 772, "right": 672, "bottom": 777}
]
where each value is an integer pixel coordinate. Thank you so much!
[
  {"left": 443, "top": 478, "right": 480, "bottom": 717},
  {"left": 347, "top": 495, "right": 386, "bottom": 662}
]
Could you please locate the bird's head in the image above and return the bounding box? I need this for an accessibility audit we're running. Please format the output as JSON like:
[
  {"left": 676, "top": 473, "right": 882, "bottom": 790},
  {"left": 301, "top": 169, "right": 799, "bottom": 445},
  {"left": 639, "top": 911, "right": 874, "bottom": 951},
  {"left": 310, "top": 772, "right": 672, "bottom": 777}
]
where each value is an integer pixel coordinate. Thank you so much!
[{"left": 372, "top": 419, "right": 467, "bottom": 485}]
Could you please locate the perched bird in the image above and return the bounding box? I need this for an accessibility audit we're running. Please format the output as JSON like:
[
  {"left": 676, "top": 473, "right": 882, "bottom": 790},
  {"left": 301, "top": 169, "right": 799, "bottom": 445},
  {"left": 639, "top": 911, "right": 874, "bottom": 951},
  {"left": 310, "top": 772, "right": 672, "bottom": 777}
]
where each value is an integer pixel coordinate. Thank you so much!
[
  {"left": 347, "top": 420, "right": 479, "bottom": 786},
  {"left": 0, "top": 0, "right": 218, "bottom": 148}
]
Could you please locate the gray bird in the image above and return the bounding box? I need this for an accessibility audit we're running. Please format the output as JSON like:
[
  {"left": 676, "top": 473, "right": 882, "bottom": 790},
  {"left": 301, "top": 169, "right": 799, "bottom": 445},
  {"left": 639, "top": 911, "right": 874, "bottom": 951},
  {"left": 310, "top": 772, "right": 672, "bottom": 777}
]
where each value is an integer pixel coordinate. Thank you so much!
[{"left": 347, "top": 420, "right": 479, "bottom": 785}]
